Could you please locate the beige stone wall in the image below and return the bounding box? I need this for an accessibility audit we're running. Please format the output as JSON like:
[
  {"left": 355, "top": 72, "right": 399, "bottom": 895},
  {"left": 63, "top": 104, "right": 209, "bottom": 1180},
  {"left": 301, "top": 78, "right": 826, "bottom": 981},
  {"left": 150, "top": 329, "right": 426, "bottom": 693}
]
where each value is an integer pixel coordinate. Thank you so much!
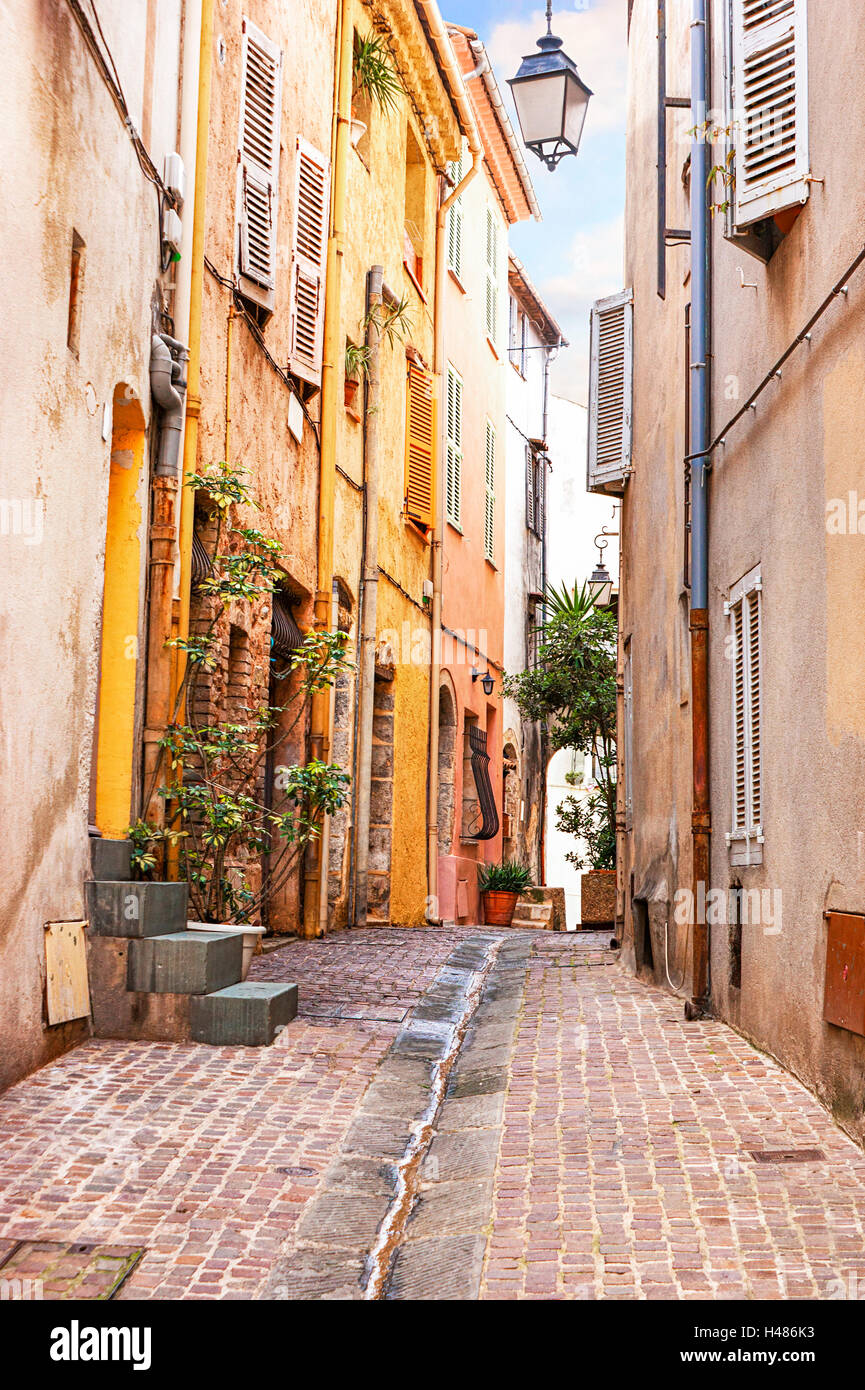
[
  {"left": 624, "top": 0, "right": 865, "bottom": 1140},
  {"left": 0, "top": 0, "right": 183, "bottom": 1088}
]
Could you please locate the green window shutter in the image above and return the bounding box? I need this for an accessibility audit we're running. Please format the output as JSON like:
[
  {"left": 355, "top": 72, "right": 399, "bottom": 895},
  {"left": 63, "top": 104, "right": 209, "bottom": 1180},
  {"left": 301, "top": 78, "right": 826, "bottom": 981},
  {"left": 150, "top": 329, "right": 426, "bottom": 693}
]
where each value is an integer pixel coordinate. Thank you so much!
[
  {"left": 484, "top": 420, "right": 496, "bottom": 562},
  {"left": 445, "top": 365, "right": 462, "bottom": 527}
]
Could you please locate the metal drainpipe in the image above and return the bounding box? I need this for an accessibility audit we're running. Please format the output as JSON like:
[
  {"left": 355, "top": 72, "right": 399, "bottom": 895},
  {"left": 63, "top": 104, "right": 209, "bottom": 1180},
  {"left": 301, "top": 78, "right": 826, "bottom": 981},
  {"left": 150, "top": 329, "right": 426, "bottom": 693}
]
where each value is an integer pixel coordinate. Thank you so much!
[
  {"left": 688, "top": 0, "right": 712, "bottom": 1019},
  {"left": 351, "top": 266, "right": 384, "bottom": 927},
  {"left": 537, "top": 343, "right": 556, "bottom": 883}
]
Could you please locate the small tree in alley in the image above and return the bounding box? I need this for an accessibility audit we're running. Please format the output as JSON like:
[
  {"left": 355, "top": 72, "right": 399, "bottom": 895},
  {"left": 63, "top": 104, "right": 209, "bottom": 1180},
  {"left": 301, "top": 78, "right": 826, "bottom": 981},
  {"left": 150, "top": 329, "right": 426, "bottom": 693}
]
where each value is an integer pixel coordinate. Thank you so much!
[{"left": 503, "top": 581, "right": 617, "bottom": 871}]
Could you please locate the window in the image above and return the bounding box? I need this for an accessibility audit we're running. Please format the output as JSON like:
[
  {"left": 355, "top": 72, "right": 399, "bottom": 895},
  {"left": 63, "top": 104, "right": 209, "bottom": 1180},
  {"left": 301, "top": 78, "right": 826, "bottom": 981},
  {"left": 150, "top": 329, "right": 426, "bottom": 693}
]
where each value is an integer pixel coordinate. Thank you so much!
[
  {"left": 526, "top": 595, "right": 543, "bottom": 668},
  {"left": 287, "top": 138, "right": 330, "bottom": 387},
  {"left": 726, "top": 565, "right": 763, "bottom": 866},
  {"left": 484, "top": 420, "right": 496, "bottom": 563},
  {"left": 728, "top": 0, "right": 809, "bottom": 231},
  {"left": 445, "top": 365, "right": 462, "bottom": 528},
  {"left": 526, "top": 446, "right": 544, "bottom": 537},
  {"left": 236, "top": 19, "right": 283, "bottom": 315},
  {"left": 446, "top": 145, "right": 464, "bottom": 280},
  {"left": 587, "top": 288, "right": 634, "bottom": 495},
  {"left": 509, "top": 297, "right": 527, "bottom": 374},
  {"left": 404, "top": 361, "right": 436, "bottom": 529},
  {"left": 484, "top": 207, "right": 499, "bottom": 343}
]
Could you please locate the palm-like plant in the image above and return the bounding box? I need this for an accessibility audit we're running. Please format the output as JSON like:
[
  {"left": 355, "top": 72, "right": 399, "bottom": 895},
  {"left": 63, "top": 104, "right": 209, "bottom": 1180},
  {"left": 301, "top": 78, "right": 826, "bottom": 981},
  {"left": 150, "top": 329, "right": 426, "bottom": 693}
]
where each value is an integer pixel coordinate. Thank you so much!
[{"left": 353, "top": 32, "right": 403, "bottom": 114}]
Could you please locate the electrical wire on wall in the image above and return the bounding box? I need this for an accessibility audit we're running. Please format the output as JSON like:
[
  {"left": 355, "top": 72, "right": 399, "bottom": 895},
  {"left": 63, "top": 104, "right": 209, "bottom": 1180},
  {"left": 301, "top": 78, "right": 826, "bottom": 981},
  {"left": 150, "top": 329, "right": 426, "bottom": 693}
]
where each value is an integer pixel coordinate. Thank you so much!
[{"left": 66, "top": 0, "right": 180, "bottom": 276}]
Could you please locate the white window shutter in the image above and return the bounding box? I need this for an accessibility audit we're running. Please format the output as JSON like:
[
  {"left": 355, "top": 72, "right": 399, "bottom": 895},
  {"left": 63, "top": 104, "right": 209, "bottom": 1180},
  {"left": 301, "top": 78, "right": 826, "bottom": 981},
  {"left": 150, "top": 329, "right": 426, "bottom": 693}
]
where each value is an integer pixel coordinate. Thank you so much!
[
  {"left": 445, "top": 366, "right": 462, "bottom": 527},
  {"left": 587, "top": 289, "right": 633, "bottom": 495},
  {"left": 237, "top": 20, "right": 282, "bottom": 304},
  {"left": 731, "top": 0, "right": 809, "bottom": 229},
  {"left": 446, "top": 149, "right": 464, "bottom": 279},
  {"left": 525, "top": 444, "right": 535, "bottom": 532},
  {"left": 484, "top": 421, "right": 496, "bottom": 562},
  {"left": 728, "top": 567, "right": 763, "bottom": 864},
  {"left": 288, "top": 138, "right": 330, "bottom": 388}
]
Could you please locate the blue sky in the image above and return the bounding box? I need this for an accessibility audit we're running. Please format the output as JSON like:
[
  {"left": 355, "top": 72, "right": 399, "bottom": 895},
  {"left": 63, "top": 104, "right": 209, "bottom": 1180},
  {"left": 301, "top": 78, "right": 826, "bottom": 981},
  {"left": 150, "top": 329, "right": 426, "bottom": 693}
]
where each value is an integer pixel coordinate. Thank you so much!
[{"left": 449, "top": 0, "right": 627, "bottom": 403}]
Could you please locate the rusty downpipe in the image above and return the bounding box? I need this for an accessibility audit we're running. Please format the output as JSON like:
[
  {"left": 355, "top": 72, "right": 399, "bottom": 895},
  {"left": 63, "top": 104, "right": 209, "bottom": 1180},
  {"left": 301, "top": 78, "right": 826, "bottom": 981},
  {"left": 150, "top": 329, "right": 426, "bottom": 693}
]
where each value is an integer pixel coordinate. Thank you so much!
[{"left": 686, "top": 0, "right": 712, "bottom": 1020}]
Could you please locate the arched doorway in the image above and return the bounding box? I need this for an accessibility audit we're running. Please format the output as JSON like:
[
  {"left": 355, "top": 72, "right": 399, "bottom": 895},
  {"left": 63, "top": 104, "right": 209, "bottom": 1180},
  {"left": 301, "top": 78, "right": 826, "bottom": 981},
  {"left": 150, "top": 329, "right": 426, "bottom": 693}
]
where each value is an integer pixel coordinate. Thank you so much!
[
  {"left": 502, "top": 739, "right": 520, "bottom": 860},
  {"left": 90, "top": 385, "right": 146, "bottom": 838},
  {"left": 437, "top": 678, "right": 457, "bottom": 857}
]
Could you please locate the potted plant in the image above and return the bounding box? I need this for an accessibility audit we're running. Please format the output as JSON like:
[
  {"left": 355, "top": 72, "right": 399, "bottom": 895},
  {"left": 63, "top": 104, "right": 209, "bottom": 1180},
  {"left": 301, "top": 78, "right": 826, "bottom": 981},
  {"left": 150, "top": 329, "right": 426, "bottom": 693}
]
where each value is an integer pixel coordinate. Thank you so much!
[
  {"left": 344, "top": 342, "right": 369, "bottom": 415},
  {"left": 478, "top": 859, "right": 532, "bottom": 927},
  {"left": 352, "top": 31, "right": 403, "bottom": 117}
]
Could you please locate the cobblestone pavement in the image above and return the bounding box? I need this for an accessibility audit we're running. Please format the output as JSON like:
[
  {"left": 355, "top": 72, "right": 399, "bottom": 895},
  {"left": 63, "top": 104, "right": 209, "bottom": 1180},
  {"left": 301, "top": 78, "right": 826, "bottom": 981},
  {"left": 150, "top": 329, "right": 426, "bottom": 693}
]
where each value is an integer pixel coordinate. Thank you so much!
[
  {"left": 479, "top": 933, "right": 865, "bottom": 1301},
  {"left": 0, "top": 928, "right": 468, "bottom": 1299},
  {"left": 2, "top": 926, "right": 865, "bottom": 1301}
]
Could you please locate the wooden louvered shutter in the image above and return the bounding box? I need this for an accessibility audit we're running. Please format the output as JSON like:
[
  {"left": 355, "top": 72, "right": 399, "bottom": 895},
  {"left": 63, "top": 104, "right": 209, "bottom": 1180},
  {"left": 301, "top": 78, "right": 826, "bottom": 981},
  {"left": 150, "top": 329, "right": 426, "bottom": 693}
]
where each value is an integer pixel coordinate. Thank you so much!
[
  {"left": 288, "top": 139, "right": 330, "bottom": 387},
  {"left": 484, "top": 209, "right": 498, "bottom": 341},
  {"left": 731, "top": 0, "right": 809, "bottom": 229},
  {"left": 484, "top": 421, "right": 496, "bottom": 562},
  {"left": 525, "top": 444, "right": 535, "bottom": 532},
  {"left": 445, "top": 366, "right": 462, "bottom": 527},
  {"left": 446, "top": 149, "right": 464, "bottom": 279},
  {"left": 732, "top": 601, "right": 747, "bottom": 832},
  {"left": 728, "top": 569, "right": 763, "bottom": 861},
  {"left": 747, "top": 588, "right": 763, "bottom": 830},
  {"left": 404, "top": 363, "right": 436, "bottom": 528},
  {"left": 237, "top": 20, "right": 282, "bottom": 304},
  {"left": 587, "top": 289, "right": 633, "bottom": 495}
]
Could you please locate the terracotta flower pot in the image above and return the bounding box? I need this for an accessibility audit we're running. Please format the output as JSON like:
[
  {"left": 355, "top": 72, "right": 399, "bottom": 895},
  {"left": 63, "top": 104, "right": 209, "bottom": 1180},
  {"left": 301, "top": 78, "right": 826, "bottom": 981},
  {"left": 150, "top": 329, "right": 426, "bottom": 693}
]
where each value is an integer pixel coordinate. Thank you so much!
[
  {"left": 344, "top": 377, "right": 360, "bottom": 410},
  {"left": 482, "top": 889, "right": 519, "bottom": 927}
]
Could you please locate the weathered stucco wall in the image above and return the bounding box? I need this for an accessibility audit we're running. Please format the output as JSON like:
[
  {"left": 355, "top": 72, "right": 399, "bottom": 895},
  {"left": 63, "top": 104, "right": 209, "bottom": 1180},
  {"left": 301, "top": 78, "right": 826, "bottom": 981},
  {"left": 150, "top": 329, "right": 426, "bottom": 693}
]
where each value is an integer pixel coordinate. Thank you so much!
[
  {"left": 624, "top": 0, "right": 865, "bottom": 1143},
  {"left": 0, "top": 0, "right": 181, "bottom": 1088}
]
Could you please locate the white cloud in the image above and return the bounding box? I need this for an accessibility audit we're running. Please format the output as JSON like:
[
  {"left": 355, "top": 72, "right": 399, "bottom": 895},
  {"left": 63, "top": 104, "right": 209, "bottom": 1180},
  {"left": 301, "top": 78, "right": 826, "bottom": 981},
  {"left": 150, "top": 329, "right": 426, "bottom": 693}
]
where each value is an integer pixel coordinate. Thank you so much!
[{"left": 486, "top": 0, "right": 628, "bottom": 136}]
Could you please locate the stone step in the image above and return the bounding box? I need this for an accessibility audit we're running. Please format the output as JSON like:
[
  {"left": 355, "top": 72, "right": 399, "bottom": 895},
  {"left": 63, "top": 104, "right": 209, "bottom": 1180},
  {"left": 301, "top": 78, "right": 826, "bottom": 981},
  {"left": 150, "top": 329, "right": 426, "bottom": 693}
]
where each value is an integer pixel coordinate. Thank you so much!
[
  {"left": 85, "top": 880, "right": 188, "bottom": 938},
  {"left": 89, "top": 837, "right": 133, "bottom": 882},
  {"left": 189, "top": 981, "right": 299, "bottom": 1046},
  {"left": 517, "top": 900, "right": 554, "bottom": 921},
  {"left": 127, "top": 930, "right": 243, "bottom": 995}
]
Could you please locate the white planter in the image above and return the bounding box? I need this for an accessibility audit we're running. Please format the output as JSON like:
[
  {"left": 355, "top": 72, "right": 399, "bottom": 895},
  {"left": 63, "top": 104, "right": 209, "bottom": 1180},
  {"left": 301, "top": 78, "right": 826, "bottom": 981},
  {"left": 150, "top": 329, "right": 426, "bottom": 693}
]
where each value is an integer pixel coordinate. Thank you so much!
[
  {"left": 186, "top": 921, "right": 265, "bottom": 981},
  {"left": 350, "top": 118, "right": 367, "bottom": 149}
]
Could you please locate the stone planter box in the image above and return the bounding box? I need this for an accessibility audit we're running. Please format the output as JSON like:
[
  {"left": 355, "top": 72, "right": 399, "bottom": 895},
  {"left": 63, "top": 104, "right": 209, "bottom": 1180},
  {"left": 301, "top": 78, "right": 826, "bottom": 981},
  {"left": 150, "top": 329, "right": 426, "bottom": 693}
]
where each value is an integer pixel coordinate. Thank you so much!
[{"left": 581, "top": 869, "right": 616, "bottom": 927}]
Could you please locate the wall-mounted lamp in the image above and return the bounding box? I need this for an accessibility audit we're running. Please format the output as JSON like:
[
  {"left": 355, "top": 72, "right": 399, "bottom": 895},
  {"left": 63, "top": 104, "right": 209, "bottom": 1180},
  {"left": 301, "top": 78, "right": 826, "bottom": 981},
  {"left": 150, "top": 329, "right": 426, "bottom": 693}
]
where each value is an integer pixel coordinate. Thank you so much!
[
  {"left": 588, "top": 529, "right": 616, "bottom": 607},
  {"left": 472, "top": 666, "right": 495, "bottom": 696}
]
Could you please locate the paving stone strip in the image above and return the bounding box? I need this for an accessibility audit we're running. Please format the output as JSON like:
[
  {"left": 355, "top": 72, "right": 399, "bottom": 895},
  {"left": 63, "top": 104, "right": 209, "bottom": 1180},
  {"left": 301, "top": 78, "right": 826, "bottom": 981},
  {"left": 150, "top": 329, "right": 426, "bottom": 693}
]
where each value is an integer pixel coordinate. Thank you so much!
[{"left": 261, "top": 933, "right": 531, "bottom": 1300}]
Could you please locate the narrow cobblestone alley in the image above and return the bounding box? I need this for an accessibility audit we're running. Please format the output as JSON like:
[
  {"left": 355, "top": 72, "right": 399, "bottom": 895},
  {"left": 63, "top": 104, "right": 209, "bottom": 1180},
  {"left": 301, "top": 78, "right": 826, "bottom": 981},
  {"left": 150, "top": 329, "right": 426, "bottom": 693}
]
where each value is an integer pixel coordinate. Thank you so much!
[{"left": 2, "top": 928, "right": 865, "bottom": 1301}]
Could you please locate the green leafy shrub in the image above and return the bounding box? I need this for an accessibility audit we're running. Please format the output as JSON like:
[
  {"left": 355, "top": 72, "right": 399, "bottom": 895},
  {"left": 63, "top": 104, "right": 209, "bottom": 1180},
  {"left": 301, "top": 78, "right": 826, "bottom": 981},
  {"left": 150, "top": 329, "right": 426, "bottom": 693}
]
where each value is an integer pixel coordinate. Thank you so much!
[{"left": 478, "top": 860, "right": 533, "bottom": 894}]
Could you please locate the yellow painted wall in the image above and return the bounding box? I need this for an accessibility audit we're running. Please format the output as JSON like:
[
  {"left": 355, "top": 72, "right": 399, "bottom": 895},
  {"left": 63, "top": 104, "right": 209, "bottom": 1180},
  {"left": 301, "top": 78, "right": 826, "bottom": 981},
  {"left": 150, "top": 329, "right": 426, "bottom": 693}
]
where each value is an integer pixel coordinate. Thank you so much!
[
  {"left": 333, "top": 0, "right": 459, "bottom": 924},
  {"left": 94, "top": 392, "right": 146, "bottom": 838}
]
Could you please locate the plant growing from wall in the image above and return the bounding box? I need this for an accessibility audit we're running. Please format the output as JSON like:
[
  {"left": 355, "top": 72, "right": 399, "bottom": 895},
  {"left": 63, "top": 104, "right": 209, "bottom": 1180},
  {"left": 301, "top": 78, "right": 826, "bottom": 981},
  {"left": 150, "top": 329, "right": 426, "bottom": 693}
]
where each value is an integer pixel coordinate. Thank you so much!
[
  {"left": 352, "top": 31, "right": 403, "bottom": 115},
  {"left": 503, "top": 581, "right": 617, "bottom": 871},
  {"left": 131, "top": 463, "right": 352, "bottom": 924}
]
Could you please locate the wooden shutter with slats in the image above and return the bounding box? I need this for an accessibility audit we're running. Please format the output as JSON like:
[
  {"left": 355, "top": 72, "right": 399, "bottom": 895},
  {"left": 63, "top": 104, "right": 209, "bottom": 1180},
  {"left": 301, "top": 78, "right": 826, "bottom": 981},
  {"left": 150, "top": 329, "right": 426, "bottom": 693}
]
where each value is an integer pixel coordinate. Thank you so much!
[
  {"left": 445, "top": 365, "right": 462, "bottom": 527},
  {"left": 484, "top": 208, "right": 498, "bottom": 341},
  {"left": 525, "top": 444, "right": 535, "bottom": 532},
  {"left": 484, "top": 420, "right": 496, "bottom": 562},
  {"left": 728, "top": 567, "right": 763, "bottom": 863},
  {"left": 731, "top": 0, "right": 809, "bottom": 229},
  {"left": 587, "top": 289, "right": 633, "bottom": 495},
  {"left": 288, "top": 138, "right": 330, "bottom": 387},
  {"left": 446, "top": 148, "right": 464, "bottom": 279},
  {"left": 237, "top": 20, "right": 282, "bottom": 307},
  {"left": 404, "top": 363, "right": 436, "bottom": 528}
]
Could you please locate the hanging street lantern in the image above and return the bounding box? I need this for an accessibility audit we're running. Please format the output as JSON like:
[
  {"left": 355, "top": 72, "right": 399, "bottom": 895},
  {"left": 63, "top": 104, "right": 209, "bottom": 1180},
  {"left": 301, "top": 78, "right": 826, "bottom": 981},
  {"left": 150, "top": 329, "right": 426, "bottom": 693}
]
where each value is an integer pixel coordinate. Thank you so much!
[
  {"left": 508, "top": 0, "right": 593, "bottom": 172},
  {"left": 588, "top": 528, "right": 616, "bottom": 607}
]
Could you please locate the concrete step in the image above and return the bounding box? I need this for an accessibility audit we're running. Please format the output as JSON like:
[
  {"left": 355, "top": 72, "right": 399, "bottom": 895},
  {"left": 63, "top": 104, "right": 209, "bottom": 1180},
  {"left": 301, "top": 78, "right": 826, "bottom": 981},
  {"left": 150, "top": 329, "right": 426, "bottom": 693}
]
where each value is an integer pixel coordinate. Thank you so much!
[
  {"left": 89, "top": 837, "right": 133, "bottom": 882},
  {"left": 127, "top": 930, "right": 243, "bottom": 995},
  {"left": 85, "top": 880, "right": 188, "bottom": 938},
  {"left": 190, "top": 981, "right": 299, "bottom": 1046},
  {"left": 517, "top": 900, "right": 554, "bottom": 921}
]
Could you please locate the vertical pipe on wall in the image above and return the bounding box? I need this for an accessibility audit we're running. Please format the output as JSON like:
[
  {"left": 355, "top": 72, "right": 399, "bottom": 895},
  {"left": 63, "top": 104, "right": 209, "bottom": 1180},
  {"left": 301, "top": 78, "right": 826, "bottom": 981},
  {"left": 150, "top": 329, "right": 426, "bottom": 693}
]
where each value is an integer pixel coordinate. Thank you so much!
[
  {"left": 688, "top": 0, "right": 712, "bottom": 1016},
  {"left": 658, "top": 0, "right": 667, "bottom": 301},
  {"left": 351, "top": 267, "right": 384, "bottom": 927},
  {"left": 302, "top": 0, "right": 353, "bottom": 937}
]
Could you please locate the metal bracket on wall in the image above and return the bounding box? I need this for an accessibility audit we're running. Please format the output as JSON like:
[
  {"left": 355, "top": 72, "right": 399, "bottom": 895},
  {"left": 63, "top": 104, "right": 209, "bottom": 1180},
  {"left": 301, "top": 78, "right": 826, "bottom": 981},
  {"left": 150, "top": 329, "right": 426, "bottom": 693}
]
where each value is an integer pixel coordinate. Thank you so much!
[{"left": 658, "top": 0, "right": 692, "bottom": 299}]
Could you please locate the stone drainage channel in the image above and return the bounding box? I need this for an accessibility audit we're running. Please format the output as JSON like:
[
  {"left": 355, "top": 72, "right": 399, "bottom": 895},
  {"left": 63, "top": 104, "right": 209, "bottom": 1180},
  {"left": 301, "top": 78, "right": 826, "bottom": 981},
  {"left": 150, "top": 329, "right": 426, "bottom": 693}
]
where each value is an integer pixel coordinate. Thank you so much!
[{"left": 263, "top": 932, "right": 533, "bottom": 1300}]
